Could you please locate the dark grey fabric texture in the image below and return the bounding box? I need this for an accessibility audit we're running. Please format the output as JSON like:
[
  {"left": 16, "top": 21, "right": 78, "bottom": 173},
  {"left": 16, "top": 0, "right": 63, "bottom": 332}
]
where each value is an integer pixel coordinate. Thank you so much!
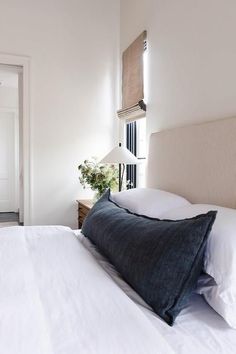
[{"left": 82, "top": 190, "right": 217, "bottom": 326}]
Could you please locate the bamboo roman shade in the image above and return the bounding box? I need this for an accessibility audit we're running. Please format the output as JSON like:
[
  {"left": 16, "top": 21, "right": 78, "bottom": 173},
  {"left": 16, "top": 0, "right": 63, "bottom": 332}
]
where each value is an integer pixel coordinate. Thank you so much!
[{"left": 117, "top": 31, "right": 147, "bottom": 121}]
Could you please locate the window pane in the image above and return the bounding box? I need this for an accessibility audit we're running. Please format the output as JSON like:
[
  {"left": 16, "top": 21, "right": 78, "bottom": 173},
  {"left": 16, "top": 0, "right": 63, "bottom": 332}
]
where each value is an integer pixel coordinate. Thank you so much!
[
  {"left": 136, "top": 118, "right": 146, "bottom": 158},
  {"left": 136, "top": 118, "right": 146, "bottom": 187},
  {"left": 126, "top": 118, "right": 146, "bottom": 189},
  {"left": 126, "top": 121, "right": 137, "bottom": 188}
]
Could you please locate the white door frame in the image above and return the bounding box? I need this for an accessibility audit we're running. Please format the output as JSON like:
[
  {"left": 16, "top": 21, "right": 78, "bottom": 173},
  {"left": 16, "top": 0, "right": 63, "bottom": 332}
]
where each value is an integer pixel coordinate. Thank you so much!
[{"left": 0, "top": 54, "right": 31, "bottom": 225}]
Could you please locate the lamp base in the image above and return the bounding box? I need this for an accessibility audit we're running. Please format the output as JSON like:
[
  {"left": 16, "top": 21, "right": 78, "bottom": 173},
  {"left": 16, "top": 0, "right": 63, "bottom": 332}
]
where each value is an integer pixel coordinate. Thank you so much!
[{"left": 118, "top": 163, "right": 125, "bottom": 192}]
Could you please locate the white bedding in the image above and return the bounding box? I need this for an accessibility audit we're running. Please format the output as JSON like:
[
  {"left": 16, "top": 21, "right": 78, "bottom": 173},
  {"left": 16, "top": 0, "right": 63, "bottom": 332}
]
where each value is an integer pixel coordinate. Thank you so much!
[
  {"left": 1, "top": 225, "right": 236, "bottom": 354},
  {"left": 0, "top": 226, "right": 173, "bottom": 354},
  {"left": 78, "top": 231, "right": 236, "bottom": 354}
]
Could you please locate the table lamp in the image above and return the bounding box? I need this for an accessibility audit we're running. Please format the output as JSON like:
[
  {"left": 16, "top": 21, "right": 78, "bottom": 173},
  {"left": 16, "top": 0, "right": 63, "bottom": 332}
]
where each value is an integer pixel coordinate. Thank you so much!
[{"left": 100, "top": 143, "right": 139, "bottom": 191}]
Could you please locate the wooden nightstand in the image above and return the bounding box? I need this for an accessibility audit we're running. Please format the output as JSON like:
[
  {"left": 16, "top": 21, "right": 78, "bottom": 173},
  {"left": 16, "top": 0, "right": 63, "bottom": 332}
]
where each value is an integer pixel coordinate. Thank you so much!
[{"left": 77, "top": 199, "right": 93, "bottom": 229}]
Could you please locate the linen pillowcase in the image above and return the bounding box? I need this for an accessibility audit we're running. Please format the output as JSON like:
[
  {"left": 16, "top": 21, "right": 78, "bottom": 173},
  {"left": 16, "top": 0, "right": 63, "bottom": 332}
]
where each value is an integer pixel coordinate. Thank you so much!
[
  {"left": 111, "top": 188, "right": 190, "bottom": 218},
  {"left": 160, "top": 204, "right": 236, "bottom": 328},
  {"left": 82, "top": 190, "right": 217, "bottom": 326}
]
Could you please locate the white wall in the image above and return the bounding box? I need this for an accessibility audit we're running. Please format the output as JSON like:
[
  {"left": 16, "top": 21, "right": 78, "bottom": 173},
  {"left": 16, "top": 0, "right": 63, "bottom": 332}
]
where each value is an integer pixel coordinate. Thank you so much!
[
  {"left": 120, "top": 0, "right": 236, "bottom": 137},
  {"left": 0, "top": 0, "right": 119, "bottom": 227}
]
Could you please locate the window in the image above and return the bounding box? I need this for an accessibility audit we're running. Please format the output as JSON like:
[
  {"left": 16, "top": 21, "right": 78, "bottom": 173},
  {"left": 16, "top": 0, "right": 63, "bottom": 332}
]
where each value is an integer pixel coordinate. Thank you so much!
[
  {"left": 126, "top": 121, "right": 137, "bottom": 188},
  {"left": 136, "top": 118, "right": 146, "bottom": 187},
  {"left": 125, "top": 33, "right": 147, "bottom": 188},
  {"left": 126, "top": 118, "right": 146, "bottom": 188},
  {"left": 118, "top": 31, "right": 147, "bottom": 188}
]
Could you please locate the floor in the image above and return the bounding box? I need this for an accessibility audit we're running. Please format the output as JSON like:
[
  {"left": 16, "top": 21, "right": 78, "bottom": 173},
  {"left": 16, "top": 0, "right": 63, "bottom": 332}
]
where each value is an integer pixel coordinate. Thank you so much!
[
  {"left": 0, "top": 222, "right": 19, "bottom": 228},
  {"left": 0, "top": 212, "right": 19, "bottom": 228},
  {"left": 0, "top": 212, "right": 19, "bottom": 222}
]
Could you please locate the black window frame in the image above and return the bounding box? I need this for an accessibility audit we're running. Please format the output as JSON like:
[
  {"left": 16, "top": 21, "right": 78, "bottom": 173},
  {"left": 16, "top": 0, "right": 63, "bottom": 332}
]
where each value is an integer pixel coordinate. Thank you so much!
[{"left": 126, "top": 121, "right": 137, "bottom": 189}]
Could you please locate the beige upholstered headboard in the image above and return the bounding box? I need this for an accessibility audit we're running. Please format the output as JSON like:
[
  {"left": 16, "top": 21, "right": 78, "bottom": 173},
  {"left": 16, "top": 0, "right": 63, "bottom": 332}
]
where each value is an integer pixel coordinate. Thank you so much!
[{"left": 147, "top": 117, "right": 236, "bottom": 209}]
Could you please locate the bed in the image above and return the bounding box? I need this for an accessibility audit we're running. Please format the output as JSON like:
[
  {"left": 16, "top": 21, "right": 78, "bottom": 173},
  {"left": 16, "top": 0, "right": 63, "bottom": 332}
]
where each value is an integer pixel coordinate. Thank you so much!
[{"left": 1, "top": 116, "right": 236, "bottom": 354}]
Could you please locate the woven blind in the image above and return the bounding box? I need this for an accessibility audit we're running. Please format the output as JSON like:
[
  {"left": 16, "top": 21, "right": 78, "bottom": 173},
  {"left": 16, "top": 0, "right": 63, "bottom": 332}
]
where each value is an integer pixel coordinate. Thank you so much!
[{"left": 118, "top": 31, "right": 147, "bottom": 121}]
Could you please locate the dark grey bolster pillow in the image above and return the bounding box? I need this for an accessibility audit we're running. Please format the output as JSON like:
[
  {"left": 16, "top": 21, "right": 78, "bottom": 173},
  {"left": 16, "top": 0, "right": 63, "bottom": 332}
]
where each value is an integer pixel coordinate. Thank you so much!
[{"left": 82, "top": 189, "right": 217, "bottom": 326}]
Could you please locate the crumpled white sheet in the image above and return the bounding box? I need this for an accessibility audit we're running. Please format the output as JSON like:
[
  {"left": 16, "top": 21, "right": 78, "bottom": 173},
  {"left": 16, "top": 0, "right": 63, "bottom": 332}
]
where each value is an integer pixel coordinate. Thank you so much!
[{"left": 0, "top": 226, "right": 174, "bottom": 354}]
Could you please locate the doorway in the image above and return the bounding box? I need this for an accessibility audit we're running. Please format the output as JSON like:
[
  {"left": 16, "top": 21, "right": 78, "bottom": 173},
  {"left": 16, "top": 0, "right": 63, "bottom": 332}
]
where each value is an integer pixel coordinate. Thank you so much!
[
  {"left": 0, "top": 54, "right": 30, "bottom": 226},
  {"left": 0, "top": 65, "right": 23, "bottom": 225}
]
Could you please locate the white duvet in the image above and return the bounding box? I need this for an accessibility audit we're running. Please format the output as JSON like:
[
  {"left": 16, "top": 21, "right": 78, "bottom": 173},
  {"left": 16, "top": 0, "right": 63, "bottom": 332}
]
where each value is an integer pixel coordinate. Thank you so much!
[{"left": 0, "top": 226, "right": 173, "bottom": 354}]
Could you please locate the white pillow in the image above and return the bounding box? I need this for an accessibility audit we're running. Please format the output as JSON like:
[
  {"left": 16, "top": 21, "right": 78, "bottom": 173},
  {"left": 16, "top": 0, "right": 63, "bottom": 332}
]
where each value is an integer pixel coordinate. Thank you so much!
[
  {"left": 111, "top": 188, "right": 190, "bottom": 218},
  {"left": 160, "top": 204, "right": 236, "bottom": 329}
]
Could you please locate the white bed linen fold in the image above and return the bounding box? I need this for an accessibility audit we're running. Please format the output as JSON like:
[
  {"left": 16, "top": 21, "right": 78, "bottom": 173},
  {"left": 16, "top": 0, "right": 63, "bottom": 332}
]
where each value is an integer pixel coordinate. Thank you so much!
[{"left": 0, "top": 226, "right": 174, "bottom": 354}]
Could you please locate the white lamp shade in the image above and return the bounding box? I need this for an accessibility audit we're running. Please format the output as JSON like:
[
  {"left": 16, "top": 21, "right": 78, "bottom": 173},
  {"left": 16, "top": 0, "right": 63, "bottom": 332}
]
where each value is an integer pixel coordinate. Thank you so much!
[{"left": 100, "top": 145, "right": 139, "bottom": 165}]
